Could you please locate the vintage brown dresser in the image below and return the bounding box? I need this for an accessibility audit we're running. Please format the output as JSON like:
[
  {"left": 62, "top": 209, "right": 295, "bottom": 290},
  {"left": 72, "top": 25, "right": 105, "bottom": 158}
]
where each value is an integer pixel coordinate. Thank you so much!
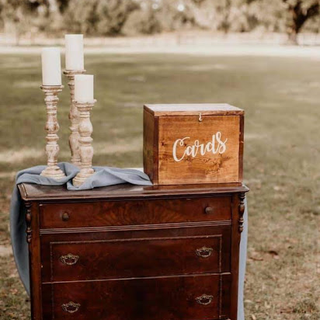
[{"left": 18, "top": 182, "right": 248, "bottom": 320}]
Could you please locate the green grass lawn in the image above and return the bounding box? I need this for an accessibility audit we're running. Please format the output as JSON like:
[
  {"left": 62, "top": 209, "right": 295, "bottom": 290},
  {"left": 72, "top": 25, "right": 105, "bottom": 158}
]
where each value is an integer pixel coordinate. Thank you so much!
[{"left": 0, "top": 52, "right": 319, "bottom": 319}]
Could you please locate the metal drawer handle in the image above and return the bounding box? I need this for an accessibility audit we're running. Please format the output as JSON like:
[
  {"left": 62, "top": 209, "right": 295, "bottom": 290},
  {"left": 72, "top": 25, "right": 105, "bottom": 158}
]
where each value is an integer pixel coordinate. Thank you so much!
[
  {"left": 196, "top": 294, "right": 214, "bottom": 306},
  {"left": 60, "top": 253, "right": 79, "bottom": 266},
  {"left": 62, "top": 301, "right": 80, "bottom": 313},
  {"left": 204, "top": 206, "right": 214, "bottom": 214},
  {"left": 196, "top": 247, "right": 213, "bottom": 258},
  {"left": 62, "top": 212, "right": 70, "bottom": 221}
]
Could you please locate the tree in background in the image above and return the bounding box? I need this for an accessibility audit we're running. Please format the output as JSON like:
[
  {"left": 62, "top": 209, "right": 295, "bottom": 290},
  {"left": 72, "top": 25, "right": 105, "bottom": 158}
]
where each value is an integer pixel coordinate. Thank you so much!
[
  {"left": 227, "top": 0, "right": 260, "bottom": 33},
  {"left": 56, "top": 0, "right": 69, "bottom": 13},
  {"left": 127, "top": 0, "right": 162, "bottom": 34},
  {"left": 96, "top": 0, "right": 140, "bottom": 35},
  {"left": 282, "top": 0, "right": 320, "bottom": 44},
  {"left": 63, "top": 0, "right": 139, "bottom": 35},
  {"left": 175, "top": 0, "right": 259, "bottom": 34},
  {"left": 223, "top": 0, "right": 320, "bottom": 43},
  {"left": 0, "top": 0, "right": 320, "bottom": 43},
  {"left": 154, "top": 0, "right": 218, "bottom": 31},
  {"left": 249, "top": 0, "right": 284, "bottom": 33},
  {"left": 220, "top": 0, "right": 231, "bottom": 33},
  {"left": 126, "top": 0, "right": 209, "bottom": 34},
  {"left": 0, "top": 0, "right": 46, "bottom": 44},
  {"left": 63, "top": 0, "right": 99, "bottom": 35}
]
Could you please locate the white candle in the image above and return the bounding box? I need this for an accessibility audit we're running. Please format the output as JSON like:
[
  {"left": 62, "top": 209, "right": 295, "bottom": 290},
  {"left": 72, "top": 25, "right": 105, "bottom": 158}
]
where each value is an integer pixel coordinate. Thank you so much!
[
  {"left": 74, "top": 74, "right": 94, "bottom": 102},
  {"left": 65, "top": 34, "right": 84, "bottom": 70},
  {"left": 41, "top": 48, "right": 62, "bottom": 86}
]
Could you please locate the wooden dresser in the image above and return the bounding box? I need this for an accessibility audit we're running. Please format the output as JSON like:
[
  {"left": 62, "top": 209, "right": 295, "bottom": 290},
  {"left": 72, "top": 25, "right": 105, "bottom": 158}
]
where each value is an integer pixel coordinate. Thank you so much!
[{"left": 18, "top": 183, "right": 248, "bottom": 320}]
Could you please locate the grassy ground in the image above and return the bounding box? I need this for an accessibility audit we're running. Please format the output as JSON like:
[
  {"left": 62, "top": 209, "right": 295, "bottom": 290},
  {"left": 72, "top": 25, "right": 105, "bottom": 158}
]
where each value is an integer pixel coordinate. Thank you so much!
[{"left": 0, "top": 52, "right": 319, "bottom": 319}]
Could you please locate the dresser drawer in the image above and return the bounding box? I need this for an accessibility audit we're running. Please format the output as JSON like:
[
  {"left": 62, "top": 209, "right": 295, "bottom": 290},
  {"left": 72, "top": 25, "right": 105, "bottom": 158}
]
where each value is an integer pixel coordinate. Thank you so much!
[
  {"left": 39, "top": 196, "right": 231, "bottom": 229},
  {"left": 42, "top": 274, "right": 231, "bottom": 320},
  {"left": 43, "top": 227, "right": 231, "bottom": 282}
]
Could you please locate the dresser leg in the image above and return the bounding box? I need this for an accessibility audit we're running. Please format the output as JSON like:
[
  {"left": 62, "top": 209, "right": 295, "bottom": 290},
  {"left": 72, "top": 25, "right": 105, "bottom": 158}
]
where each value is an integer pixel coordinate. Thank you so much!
[
  {"left": 26, "top": 202, "right": 43, "bottom": 320},
  {"left": 230, "top": 192, "right": 246, "bottom": 320}
]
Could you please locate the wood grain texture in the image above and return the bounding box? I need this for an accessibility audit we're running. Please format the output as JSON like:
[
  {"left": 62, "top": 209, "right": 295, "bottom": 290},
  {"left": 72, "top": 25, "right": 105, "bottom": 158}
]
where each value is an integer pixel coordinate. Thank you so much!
[
  {"left": 144, "top": 104, "right": 243, "bottom": 116},
  {"left": 63, "top": 69, "right": 86, "bottom": 167},
  {"left": 42, "top": 274, "right": 231, "bottom": 320},
  {"left": 72, "top": 100, "right": 96, "bottom": 187},
  {"left": 42, "top": 227, "right": 231, "bottom": 282},
  {"left": 40, "top": 221, "right": 232, "bottom": 236},
  {"left": 229, "top": 193, "right": 245, "bottom": 320},
  {"left": 18, "top": 184, "right": 249, "bottom": 320},
  {"left": 39, "top": 196, "right": 231, "bottom": 229},
  {"left": 26, "top": 202, "right": 43, "bottom": 320},
  {"left": 238, "top": 114, "right": 244, "bottom": 181},
  {"left": 158, "top": 115, "right": 241, "bottom": 185},
  {"left": 40, "top": 225, "right": 231, "bottom": 285},
  {"left": 40, "top": 85, "right": 66, "bottom": 180},
  {"left": 18, "top": 182, "right": 248, "bottom": 201},
  {"left": 143, "top": 108, "right": 156, "bottom": 182},
  {"left": 143, "top": 104, "right": 244, "bottom": 185}
]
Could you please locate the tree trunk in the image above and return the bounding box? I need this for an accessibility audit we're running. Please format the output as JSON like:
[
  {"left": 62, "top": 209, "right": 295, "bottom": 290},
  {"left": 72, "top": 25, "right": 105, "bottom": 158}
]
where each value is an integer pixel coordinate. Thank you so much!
[
  {"left": 284, "top": 1, "right": 320, "bottom": 45},
  {"left": 221, "top": 0, "right": 231, "bottom": 34},
  {"left": 286, "top": 27, "right": 298, "bottom": 45},
  {"left": 285, "top": 2, "right": 301, "bottom": 45}
]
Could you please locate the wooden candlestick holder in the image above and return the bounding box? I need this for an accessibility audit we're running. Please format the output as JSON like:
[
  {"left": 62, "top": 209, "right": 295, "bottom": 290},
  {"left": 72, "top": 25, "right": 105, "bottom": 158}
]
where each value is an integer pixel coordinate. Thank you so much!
[
  {"left": 72, "top": 99, "right": 96, "bottom": 187},
  {"left": 63, "top": 69, "right": 86, "bottom": 166},
  {"left": 40, "top": 85, "right": 66, "bottom": 180}
]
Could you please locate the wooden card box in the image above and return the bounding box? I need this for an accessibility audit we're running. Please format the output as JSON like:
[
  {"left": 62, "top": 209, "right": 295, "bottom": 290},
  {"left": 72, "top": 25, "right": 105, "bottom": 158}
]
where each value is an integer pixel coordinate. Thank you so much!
[{"left": 143, "top": 104, "right": 244, "bottom": 185}]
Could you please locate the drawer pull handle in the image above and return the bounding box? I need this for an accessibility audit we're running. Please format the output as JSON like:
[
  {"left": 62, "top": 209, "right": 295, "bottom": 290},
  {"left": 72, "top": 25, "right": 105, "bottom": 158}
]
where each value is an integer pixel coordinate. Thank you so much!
[
  {"left": 204, "top": 207, "right": 214, "bottom": 215},
  {"left": 196, "top": 294, "right": 214, "bottom": 306},
  {"left": 60, "top": 254, "right": 79, "bottom": 266},
  {"left": 62, "top": 301, "right": 80, "bottom": 313},
  {"left": 62, "top": 212, "right": 70, "bottom": 221},
  {"left": 196, "top": 247, "right": 213, "bottom": 258}
]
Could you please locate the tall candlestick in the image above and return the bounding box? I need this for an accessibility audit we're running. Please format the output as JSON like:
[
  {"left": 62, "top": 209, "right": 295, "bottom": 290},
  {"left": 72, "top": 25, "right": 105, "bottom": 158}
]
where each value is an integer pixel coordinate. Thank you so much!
[
  {"left": 64, "top": 35, "right": 86, "bottom": 166},
  {"left": 40, "top": 85, "right": 66, "bottom": 179},
  {"left": 41, "top": 48, "right": 62, "bottom": 86},
  {"left": 72, "top": 99, "right": 96, "bottom": 187},
  {"left": 63, "top": 70, "right": 86, "bottom": 166},
  {"left": 65, "top": 34, "right": 84, "bottom": 71},
  {"left": 74, "top": 74, "right": 94, "bottom": 102},
  {"left": 73, "top": 74, "right": 95, "bottom": 186}
]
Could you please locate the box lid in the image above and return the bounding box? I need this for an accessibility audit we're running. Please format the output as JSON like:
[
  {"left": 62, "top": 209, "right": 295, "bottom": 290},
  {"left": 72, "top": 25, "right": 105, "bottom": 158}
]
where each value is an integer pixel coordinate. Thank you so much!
[{"left": 144, "top": 104, "right": 243, "bottom": 116}]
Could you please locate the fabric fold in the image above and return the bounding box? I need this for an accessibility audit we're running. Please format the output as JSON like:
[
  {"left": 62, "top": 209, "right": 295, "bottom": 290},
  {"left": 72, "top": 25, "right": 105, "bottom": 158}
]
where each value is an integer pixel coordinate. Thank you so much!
[{"left": 10, "top": 162, "right": 152, "bottom": 294}]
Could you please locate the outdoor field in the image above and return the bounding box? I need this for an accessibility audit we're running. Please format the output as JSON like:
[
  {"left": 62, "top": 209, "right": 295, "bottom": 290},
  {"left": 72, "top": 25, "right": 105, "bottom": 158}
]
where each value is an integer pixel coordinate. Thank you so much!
[{"left": 0, "top": 51, "right": 319, "bottom": 319}]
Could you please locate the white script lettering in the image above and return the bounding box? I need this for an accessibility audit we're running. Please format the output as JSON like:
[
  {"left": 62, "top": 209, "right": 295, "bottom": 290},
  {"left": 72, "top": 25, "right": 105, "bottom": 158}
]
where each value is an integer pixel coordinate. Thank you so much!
[{"left": 172, "top": 132, "right": 228, "bottom": 162}]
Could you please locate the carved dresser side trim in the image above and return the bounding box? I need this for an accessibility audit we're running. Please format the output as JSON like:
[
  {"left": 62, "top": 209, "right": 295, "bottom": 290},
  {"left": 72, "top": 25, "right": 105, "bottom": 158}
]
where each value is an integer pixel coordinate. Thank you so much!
[
  {"left": 238, "top": 193, "right": 246, "bottom": 233},
  {"left": 25, "top": 202, "right": 32, "bottom": 244}
]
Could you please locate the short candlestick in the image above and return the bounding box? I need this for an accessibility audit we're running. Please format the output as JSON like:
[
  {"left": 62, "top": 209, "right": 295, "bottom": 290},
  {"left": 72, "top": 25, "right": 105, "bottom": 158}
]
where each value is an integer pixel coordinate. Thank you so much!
[
  {"left": 63, "top": 69, "right": 86, "bottom": 166},
  {"left": 40, "top": 85, "right": 66, "bottom": 179},
  {"left": 72, "top": 99, "right": 96, "bottom": 187}
]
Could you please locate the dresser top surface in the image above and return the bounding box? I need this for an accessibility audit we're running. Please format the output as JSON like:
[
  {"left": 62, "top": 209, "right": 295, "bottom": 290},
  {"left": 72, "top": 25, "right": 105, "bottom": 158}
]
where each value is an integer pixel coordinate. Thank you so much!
[{"left": 18, "top": 183, "right": 249, "bottom": 202}]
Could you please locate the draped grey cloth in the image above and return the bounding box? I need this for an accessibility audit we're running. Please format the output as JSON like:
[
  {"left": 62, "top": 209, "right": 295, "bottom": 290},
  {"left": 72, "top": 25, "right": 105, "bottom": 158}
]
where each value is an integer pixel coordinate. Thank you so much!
[
  {"left": 10, "top": 162, "right": 247, "bottom": 320},
  {"left": 10, "top": 162, "right": 152, "bottom": 294}
]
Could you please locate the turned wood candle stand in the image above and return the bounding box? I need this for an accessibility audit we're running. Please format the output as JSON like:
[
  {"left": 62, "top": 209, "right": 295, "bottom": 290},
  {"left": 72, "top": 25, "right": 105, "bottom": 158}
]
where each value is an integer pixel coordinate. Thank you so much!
[
  {"left": 72, "top": 99, "right": 96, "bottom": 187},
  {"left": 63, "top": 69, "right": 86, "bottom": 166},
  {"left": 40, "top": 85, "right": 66, "bottom": 180}
]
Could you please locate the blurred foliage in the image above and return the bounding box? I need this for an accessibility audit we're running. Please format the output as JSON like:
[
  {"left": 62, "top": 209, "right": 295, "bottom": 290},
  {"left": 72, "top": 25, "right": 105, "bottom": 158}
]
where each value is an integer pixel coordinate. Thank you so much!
[
  {"left": 0, "top": 0, "right": 319, "bottom": 42},
  {"left": 63, "top": 0, "right": 139, "bottom": 35}
]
